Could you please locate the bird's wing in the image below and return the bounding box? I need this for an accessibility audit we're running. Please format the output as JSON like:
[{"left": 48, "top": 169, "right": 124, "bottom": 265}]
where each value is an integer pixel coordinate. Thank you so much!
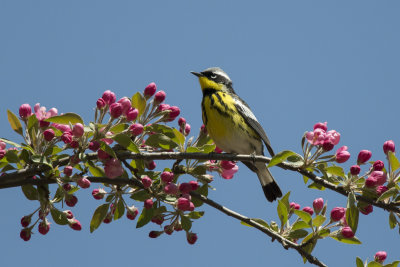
[{"left": 234, "top": 96, "right": 275, "bottom": 156}]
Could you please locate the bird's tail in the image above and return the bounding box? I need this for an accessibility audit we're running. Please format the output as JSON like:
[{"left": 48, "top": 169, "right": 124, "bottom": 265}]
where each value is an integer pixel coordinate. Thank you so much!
[{"left": 255, "top": 162, "right": 282, "bottom": 202}]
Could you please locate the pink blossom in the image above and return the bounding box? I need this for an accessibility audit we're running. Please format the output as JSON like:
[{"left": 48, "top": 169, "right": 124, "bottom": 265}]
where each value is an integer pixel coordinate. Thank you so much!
[
  {"left": 144, "top": 82, "right": 157, "bottom": 98},
  {"left": 373, "top": 160, "right": 384, "bottom": 171},
  {"left": 154, "top": 90, "right": 166, "bottom": 103},
  {"left": 186, "top": 232, "right": 198, "bottom": 245},
  {"left": 52, "top": 123, "right": 71, "bottom": 133},
  {"left": 325, "top": 130, "right": 341, "bottom": 146},
  {"left": 144, "top": 199, "right": 154, "bottom": 209},
  {"left": 0, "top": 141, "right": 5, "bottom": 150},
  {"left": 383, "top": 140, "right": 395, "bottom": 154},
  {"left": 177, "top": 197, "right": 194, "bottom": 211},
  {"left": 367, "top": 171, "right": 387, "bottom": 186},
  {"left": 19, "top": 104, "right": 32, "bottom": 119},
  {"left": 161, "top": 171, "right": 174, "bottom": 183},
  {"left": 97, "top": 149, "right": 110, "bottom": 160},
  {"left": 360, "top": 205, "right": 373, "bottom": 215},
  {"left": 63, "top": 166, "right": 73, "bottom": 176},
  {"left": 167, "top": 106, "right": 180, "bottom": 121},
  {"left": 335, "top": 146, "right": 350, "bottom": 163},
  {"left": 65, "top": 195, "right": 78, "bottom": 207},
  {"left": 61, "top": 132, "right": 73, "bottom": 144},
  {"left": 141, "top": 176, "right": 153, "bottom": 189},
  {"left": 303, "top": 206, "right": 314, "bottom": 215},
  {"left": 341, "top": 226, "right": 354, "bottom": 238},
  {"left": 357, "top": 150, "right": 372, "bottom": 164},
  {"left": 164, "top": 183, "right": 178, "bottom": 195},
  {"left": 220, "top": 160, "right": 236, "bottom": 170},
  {"left": 126, "top": 107, "right": 138, "bottom": 121},
  {"left": 179, "top": 183, "right": 193, "bottom": 194},
  {"left": 77, "top": 177, "right": 91, "bottom": 189},
  {"left": 221, "top": 164, "right": 239, "bottom": 179},
  {"left": 88, "top": 141, "right": 100, "bottom": 152},
  {"left": 69, "top": 219, "right": 82, "bottom": 231},
  {"left": 117, "top": 97, "right": 131, "bottom": 115},
  {"left": 313, "top": 198, "right": 324, "bottom": 213},
  {"left": 350, "top": 165, "right": 360, "bottom": 175},
  {"left": 72, "top": 123, "right": 84, "bottom": 138},
  {"left": 34, "top": 103, "right": 57, "bottom": 127},
  {"left": 306, "top": 128, "right": 326, "bottom": 146},
  {"left": 102, "top": 90, "right": 116, "bottom": 105},
  {"left": 63, "top": 210, "right": 74, "bottom": 219},
  {"left": 290, "top": 202, "right": 300, "bottom": 210},
  {"left": 313, "top": 122, "right": 327, "bottom": 131},
  {"left": 330, "top": 207, "right": 345, "bottom": 221},
  {"left": 43, "top": 129, "right": 55, "bottom": 141},
  {"left": 92, "top": 188, "right": 106, "bottom": 200},
  {"left": 110, "top": 103, "right": 123, "bottom": 118},
  {"left": 146, "top": 160, "right": 156, "bottom": 170},
  {"left": 157, "top": 103, "right": 170, "bottom": 112},
  {"left": 189, "top": 180, "right": 199, "bottom": 190},
  {"left": 178, "top": 117, "right": 186, "bottom": 127},
  {"left": 126, "top": 206, "right": 139, "bottom": 220},
  {"left": 375, "top": 251, "right": 387, "bottom": 263},
  {"left": 104, "top": 158, "right": 124, "bottom": 178},
  {"left": 376, "top": 185, "right": 388, "bottom": 196},
  {"left": 129, "top": 123, "right": 144, "bottom": 136},
  {"left": 96, "top": 98, "right": 106, "bottom": 109}
]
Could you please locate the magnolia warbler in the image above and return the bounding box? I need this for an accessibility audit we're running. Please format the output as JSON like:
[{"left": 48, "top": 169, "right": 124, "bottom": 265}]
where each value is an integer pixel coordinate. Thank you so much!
[{"left": 191, "top": 67, "right": 282, "bottom": 202}]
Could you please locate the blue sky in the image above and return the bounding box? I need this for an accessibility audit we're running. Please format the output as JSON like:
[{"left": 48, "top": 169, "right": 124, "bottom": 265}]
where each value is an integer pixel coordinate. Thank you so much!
[{"left": 1, "top": 1, "right": 399, "bottom": 266}]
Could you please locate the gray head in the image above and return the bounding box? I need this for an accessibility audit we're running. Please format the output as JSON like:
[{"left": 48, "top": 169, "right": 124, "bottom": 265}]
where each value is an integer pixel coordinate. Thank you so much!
[{"left": 191, "top": 67, "right": 233, "bottom": 88}]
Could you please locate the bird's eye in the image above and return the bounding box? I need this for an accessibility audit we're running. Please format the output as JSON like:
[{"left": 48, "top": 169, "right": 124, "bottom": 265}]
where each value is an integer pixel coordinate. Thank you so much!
[{"left": 210, "top": 74, "right": 217, "bottom": 79}]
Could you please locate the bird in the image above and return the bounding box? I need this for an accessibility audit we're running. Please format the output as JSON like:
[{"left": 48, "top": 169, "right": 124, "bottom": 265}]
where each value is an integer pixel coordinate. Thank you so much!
[{"left": 191, "top": 67, "right": 282, "bottom": 202}]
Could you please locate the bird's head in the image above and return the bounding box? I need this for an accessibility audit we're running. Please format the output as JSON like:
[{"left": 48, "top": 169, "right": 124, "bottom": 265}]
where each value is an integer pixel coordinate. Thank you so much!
[{"left": 191, "top": 67, "right": 233, "bottom": 92}]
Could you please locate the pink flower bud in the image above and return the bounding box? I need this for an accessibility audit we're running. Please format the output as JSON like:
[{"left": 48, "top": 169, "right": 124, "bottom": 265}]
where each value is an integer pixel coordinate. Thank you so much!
[
  {"left": 151, "top": 215, "right": 164, "bottom": 225},
  {"left": 144, "top": 199, "right": 154, "bottom": 209},
  {"left": 141, "top": 176, "right": 153, "bottom": 189},
  {"left": 322, "top": 142, "right": 334, "bottom": 152},
  {"left": 302, "top": 206, "right": 314, "bottom": 215},
  {"left": 341, "top": 226, "right": 354, "bottom": 238},
  {"left": 290, "top": 202, "right": 300, "bottom": 210},
  {"left": 313, "top": 122, "right": 327, "bottom": 131},
  {"left": 0, "top": 150, "right": 5, "bottom": 160},
  {"left": 178, "top": 117, "right": 186, "bottom": 127},
  {"left": 375, "top": 251, "right": 387, "bottom": 263},
  {"left": 146, "top": 160, "right": 156, "bottom": 170},
  {"left": 360, "top": 204, "right": 373, "bottom": 215},
  {"left": 21, "top": 216, "right": 31, "bottom": 228},
  {"left": 144, "top": 82, "right": 157, "bottom": 98},
  {"left": 52, "top": 123, "right": 71, "bottom": 133},
  {"left": 19, "top": 104, "right": 32, "bottom": 119},
  {"left": 96, "top": 98, "right": 106, "bottom": 109},
  {"left": 103, "top": 214, "right": 112, "bottom": 224},
  {"left": 43, "top": 129, "right": 55, "bottom": 141},
  {"left": 65, "top": 195, "right": 78, "bottom": 207},
  {"left": 373, "top": 160, "right": 384, "bottom": 171},
  {"left": 189, "top": 180, "right": 199, "bottom": 191},
  {"left": 357, "top": 150, "right": 372, "bottom": 164},
  {"left": 69, "top": 140, "right": 79, "bottom": 149},
  {"left": 335, "top": 146, "right": 350, "bottom": 163},
  {"left": 149, "top": 231, "right": 162, "bottom": 238},
  {"left": 368, "top": 171, "right": 387, "bottom": 186},
  {"left": 154, "top": 90, "right": 166, "bottom": 103},
  {"left": 109, "top": 103, "right": 123, "bottom": 118},
  {"left": 376, "top": 185, "right": 388, "bottom": 196},
  {"left": 184, "top": 123, "right": 191, "bottom": 135},
  {"left": 88, "top": 141, "right": 100, "bottom": 152},
  {"left": 63, "top": 166, "right": 73, "bottom": 176},
  {"left": 306, "top": 128, "right": 326, "bottom": 146},
  {"left": 64, "top": 210, "right": 74, "bottom": 219},
  {"left": 220, "top": 160, "right": 236, "bottom": 170},
  {"left": 350, "top": 165, "right": 361, "bottom": 175},
  {"left": 102, "top": 90, "right": 116, "bottom": 105},
  {"left": 63, "top": 183, "right": 72, "bottom": 191},
  {"left": 167, "top": 106, "right": 180, "bottom": 121},
  {"left": 125, "top": 107, "right": 138, "bottom": 121},
  {"left": 92, "top": 188, "right": 106, "bottom": 200},
  {"left": 313, "top": 198, "right": 324, "bottom": 213},
  {"left": 177, "top": 197, "right": 194, "bottom": 211},
  {"left": 186, "top": 232, "right": 198, "bottom": 245},
  {"left": 365, "top": 177, "right": 377, "bottom": 187},
  {"left": 69, "top": 219, "right": 82, "bottom": 231},
  {"left": 129, "top": 123, "right": 144, "bottom": 136},
  {"left": 325, "top": 130, "right": 341, "bottom": 146},
  {"left": 20, "top": 228, "right": 31, "bottom": 241},
  {"left": 164, "top": 225, "right": 174, "bottom": 235},
  {"left": 117, "top": 97, "right": 131, "bottom": 115},
  {"left": 77, "top": 177, "right": 91, "bottom": 189},
  {"left": 383, "top": 140, "right": 395, "bottom": 154},
  {"left": 61, "top": 132, "right": 73, "bottom": 144},
  {"left": 164, "top": 183, "right": 178, "bottom": 195},
  {"left": 97, "top": 149, "right": 110, "bottom": 160},
  {"left": 200, "top": 124, "right": 207, "bottom": 134},
  {"left": 38, "top": 220, "right": 50, "bottom": 235},
  {"left": 330, "top": 207, "right": 345, "bottom": 221},
  {"left": 179, "top": 183, "right": 193, "bottom": 194},
  {"left": 157, "top": 103, "right": 170, "bottom": 112},
  {"left": 72, "top": 123, "right": 84, "bottom": 138},
  {"left": 126, "top": 206, "right": 139, "bottom": 220},
  {"left": 0, "top": 141, "right": 5, "bottom": 150},
  {"left": 104, "top": 158, "right": 124, "bottom": 178},
  {"left": 221, "top": 165, "right": 239, "bottom": 179},
  {"left": 161, "top": 171, "right": 174, "bottom": 183}
]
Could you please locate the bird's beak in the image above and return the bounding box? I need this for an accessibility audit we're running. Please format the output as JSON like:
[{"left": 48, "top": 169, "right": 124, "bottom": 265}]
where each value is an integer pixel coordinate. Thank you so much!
[{"left": 190, "top": 71, "right": 203, "bottom": 77}]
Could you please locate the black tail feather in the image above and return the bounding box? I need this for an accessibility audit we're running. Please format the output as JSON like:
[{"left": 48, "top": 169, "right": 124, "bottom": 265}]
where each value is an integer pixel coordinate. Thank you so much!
[{"left": 262, "top": 181, "right": 282, "bottom": 202}]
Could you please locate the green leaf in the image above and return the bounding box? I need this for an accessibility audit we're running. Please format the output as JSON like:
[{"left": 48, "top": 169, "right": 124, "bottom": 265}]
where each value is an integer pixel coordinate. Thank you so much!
[
  {"left": 367, "top": 262, "right": 383, "bottom": 267},
  {"left": 45, "top": 112, "right": 84, "bottom": 125},
  {"left": 136, "top": 207, "right": 154, "bottom": 228},
  {"left": 389, "top": 212, "right": 397, "bottom": 229},
  {"left": 188, "top": 211, "right": 205, "bottom": 219},
  {"left": 280, "top": 191, "right": 291, "bottom": 210},
  {"left": 187, "top": 144, "right": 216, "bottom": 154},
  {"left": 88, "top": 165, "right": 105, "bottom": 177},
  {"left": 192, "top": 184, "right": 208, "bottom": 207},
  {"left": 131, "top": 92, "right": 146, "bottom": 116},
  {"left": 44, "top": 146, "right": 63, "bottom": 157},
  {"left": 114, "top": 198, "right": 125, "bottom": 220},
  {"left": 7, "top": 110, "right": 23, "bottom": 135},
  {"left": 291, "top": 220, "right": 310, "bottom": 230},
  {"left": 5, "top": 150, "right": 20, "bottom": 163},
  {"left": 100, "top": 142, "right": 117, "bottom": 158},
  {"left": 312, "top": 215, "right": 326, "bottom": 228},
  {"left": 325, "top": 165, "right": 345, "bottom": 177},
  {"left": 277, "top": 199, "right": 288, "bottom": 226},
  {"left": 145, "top": 133, "right": 178, "bottom": 150},
  {"left": 377, "top": 187, "right": 398, "bottom": 202},
  {"left": 287, "top": 229, "right": 309, "bottom": 239},
  {"left": 113, "top": 133, "right": 139, "bottom": 153},
  {"left": 50, "top": 208, "right": 69, "bottom": 225},
  {"left": 52, "top": 186, "right": 64, "bottom": 203},
  {"left": 251, "top": 218, "right": 270, "bottom": 228},
  {"left": 181, "top": 215, "right": 192, "bottom": 231},
  {"left": 308, "top": 182, "right": 325, "bottom": 190},
  {"left": 356, "top": 257, "right": 364, "bottom": 267},
  {"left": 90, "top": 203, "right": 110, "bottom": 233},
  {"left": 346, "top": 192, "right": 359, "bottom": 233},
  {"left": 388, "top": 151, "right": 400, "bottom": 172},
  {"left": 294, "top": 210, "right": 312, "bottom": 225},
  {"left": 130, "top": 190, "right": 151, "bottom": 201},
  {"left": 21, "top": 184, "right": 38, "bottom": 200},
  {"left": 110, "top": 123, "right": 128, "bottom": 134},
  {"left": 27, "top": 114, "right": 39, "bottom": 130},
  {"left": 267, "top": 150, "right": 297, "bottom": 167},
  {"left": 385, "top": 261, "right": 400, "bottom": 267},
  {"left": 172, "top": 128, "right": 185, "bottom": 147},
  {"left": 31, "top": 155, "right": 53, "bottom": 169}
]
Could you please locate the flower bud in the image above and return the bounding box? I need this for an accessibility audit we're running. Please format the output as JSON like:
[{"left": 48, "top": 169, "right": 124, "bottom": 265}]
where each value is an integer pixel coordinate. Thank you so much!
[
  {"left": 186, "top": 232, "right": 198, "bottom": 245},
  {"left": 109, "top": 103, "right": 123, "bottom": 118},
  {"left": 19, "top": 104, "right": 32, "bottom": 119},
  {"left": 313, "top": 198, "right": 324, "bottom": 213},
  {"left": 61, "top": 132, "right": 73, "bottom": 144},
  {"left": 161, "top": 171, "right": 174, "bottom": 183},
  {"left": 72, "top": 123, "right": 84, "bottom": 138},
  {"left": 357, "top": 150, "right": 372, "bottom": 164},
  {"left": 104, "top": 158, "right": 124, "bottom": 178},
  {"left": 146, "top": 160, "right": 156, "bottom": 170},
  {"left": 350, "top": 165, "right": 361, "bottom": 176},
  {"left": 220, "top": 160, "right": 235, "bottom": 170},
  {"left": 149, "top": 230, "right": 163, "bottom": 238},
  {"left": 64, "top": 210, "right": 74, "bottom": 219},
  {"left": 77, "top": 177, "right": 91, "bottom": 189},
  {"left": 164, "top": 225, "right": 174, "bottom": 235},
  {"left": 63, "top": 166, "right": 73, "bottom": 176},
  {"left": 341, "top": 226, "right": 354, "bottom": 238},
  {"left": 167, "top": 106, "right": 180, "bottom": 121},
  {"left": 151, "top": 214, "right": 164, "bottom": 225},
  {"left": 154, "top": 90, "right": 166, "bottom": 103},
  {"left": 290, "top": 202, "right": 300, "bottom": 210},
  {"left": 144, "top": 199, "right": 154, "bottom": 209},
  {"left": 179, "top": 183, "right": 193, "bottom": 194},
  {"left": 20, "top": 228, "right": 31, "bottom": 241},
  {"left": 21, "top": 216, "right": 31, "bottom": 228},
  {"left": 0, "top": 150, "right": 5, "bottom": 160},
  {"left": 157, "top": 103, "right": 170, "bottom": 112},
  {"left": 43, "top": 129, "right": 55, "bottom": 141},
  {"left": 322, "top": 142, "right": 334, "bottom": 152},
  {"left": 375, "top": 251, "right": 387, "bottom": 263},
  {"left": 97, "top": 149, "right": 110, "bottom": 160},
  {"left": 360, "top": 204, "right": 373, "bottom": 215},
  {"left": 117, "top": 97, "right": 131, "bottom": 115},
  {"left": 96, "top": 98, "right": 106, "bottom": 109},
  {"left": 178, "top": 117, "right": 186, "bottom": 127},
  {"left": 129, "top": 123, "right": 144, "bottom": 136},
  {"left": 69, "top": 219, "right": 82, "bottom": 231},
  {"left": 335, "top": 146, "right": 350, "bottom": 163},
  {"left": 302, "top": 206, "right": 314, "bottom": 215},
  {"left": 103, "top": 213, "right": 112, "bottom": 224},
  {"left": 313, "top": 122, "right": 327, "bottom": 131},
  {"left": 221, "top": 165, "right": 239, "bottom": 179},
  {"left": 63, "top": 183, "right": 72, "bottom": 191},
  {"left": 373, "top": 160, "right": 384, "bottom": 171},
  {"left": 65, "top": 195, "right": 78, "bottom": 207},
  {"left": 92, "top": 188, "right": 106, "bottom": 200},
  {"left": 183, "top": 123, "right": 191, "bottom": 135},
  {"left": 102, "top": 90, "right": 116, "bottom": 105},
  {"left": 164, "top": 183, "right": 178, "bottom": 195},
  {"left": 383, "top": 140, "right": 395, "bottom": 154},
  {"left": 141, "top": 176, "right": 153, "bottom": 189},
  {"left": 144, "top": 82, "right": 157, "bottom": 98},
  {"left": 189, "top": 180, "right": 199, "bottom": 191},
  {"left": 376, "top": 185, "right": 388, "bottom": 196},
  {"left": 126, "top": 107, "right": 138, "bottom": 121},
  {"left": 330, "top": 207, "right": 345, "bottom": 221},
  {"left": 126, "top": 206, "right": 139, "bottom": 220},
  {"left": 38, "top": 220, "right": 50, "bottom": 235},
  {"left": 88, "top": 141, "right": 100, "bottom": 152},
  {"left": 177, "top": 197, "right": 194, "bottom": 211},
  {"left": 69, "top": 140, "right": 79, "bottom": 149},
  {"left": 369, "top": 171, "right": 387, "bottom": 186}
]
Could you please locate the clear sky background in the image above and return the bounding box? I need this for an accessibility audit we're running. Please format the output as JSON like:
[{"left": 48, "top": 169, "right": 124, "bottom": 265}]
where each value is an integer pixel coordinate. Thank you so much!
[{"left": 1, "top": 1, "right": 399, "bottom": 266}]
